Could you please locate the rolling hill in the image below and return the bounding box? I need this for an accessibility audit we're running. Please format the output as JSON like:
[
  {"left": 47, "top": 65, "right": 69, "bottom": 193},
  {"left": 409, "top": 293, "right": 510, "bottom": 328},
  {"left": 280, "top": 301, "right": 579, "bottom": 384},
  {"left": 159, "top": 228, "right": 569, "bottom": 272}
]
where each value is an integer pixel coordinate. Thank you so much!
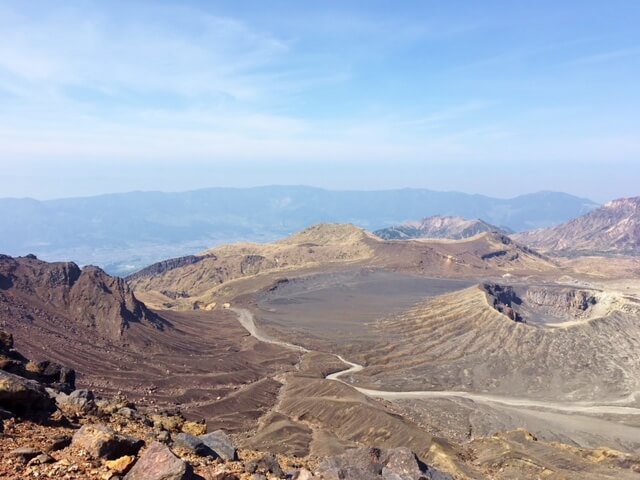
[{"left": 0, "top": 187, "right": 596, "bottom": 275}]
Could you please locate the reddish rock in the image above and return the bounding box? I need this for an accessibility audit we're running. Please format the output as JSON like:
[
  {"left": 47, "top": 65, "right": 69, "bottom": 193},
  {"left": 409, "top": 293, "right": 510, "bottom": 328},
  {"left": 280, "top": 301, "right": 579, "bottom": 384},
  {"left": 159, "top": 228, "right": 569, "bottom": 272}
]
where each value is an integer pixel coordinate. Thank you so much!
[{"left": 124, "top": 442, "right": 192, "bottom": 480}]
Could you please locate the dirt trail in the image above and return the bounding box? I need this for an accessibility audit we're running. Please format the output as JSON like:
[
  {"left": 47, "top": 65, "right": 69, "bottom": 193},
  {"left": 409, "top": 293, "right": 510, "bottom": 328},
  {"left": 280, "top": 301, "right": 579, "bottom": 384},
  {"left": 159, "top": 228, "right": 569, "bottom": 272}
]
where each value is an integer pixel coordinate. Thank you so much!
[{"left": 231, "top": 308, "right": 640, "bottom": 416}]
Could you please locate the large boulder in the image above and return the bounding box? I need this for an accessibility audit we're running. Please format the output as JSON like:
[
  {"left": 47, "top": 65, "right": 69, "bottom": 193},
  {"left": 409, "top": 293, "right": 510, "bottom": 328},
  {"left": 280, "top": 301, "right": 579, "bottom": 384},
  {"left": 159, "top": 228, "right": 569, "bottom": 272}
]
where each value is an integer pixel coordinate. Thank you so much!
[
  {"left": 71, "top": 424, "right": 144, "bottom": 460},
  {"left": 199, "top": 430, "right": 237, "bottom": 461},
  {"left": 124, "top": 442, "right": 192, "bottom": 480},
  {"left": 0, "top": 370, "right": 56, "bottom": 417},
  {"left": 315, "top": 447, "right": 452, "bottom": 480}
]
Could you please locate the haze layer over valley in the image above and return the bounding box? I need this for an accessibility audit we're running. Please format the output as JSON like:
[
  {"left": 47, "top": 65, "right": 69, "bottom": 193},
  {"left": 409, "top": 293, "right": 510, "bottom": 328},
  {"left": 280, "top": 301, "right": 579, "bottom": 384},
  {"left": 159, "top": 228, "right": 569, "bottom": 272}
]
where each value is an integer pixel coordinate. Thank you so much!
[{"left": 0, "top": 187, "right": 596, "bottom": 275}]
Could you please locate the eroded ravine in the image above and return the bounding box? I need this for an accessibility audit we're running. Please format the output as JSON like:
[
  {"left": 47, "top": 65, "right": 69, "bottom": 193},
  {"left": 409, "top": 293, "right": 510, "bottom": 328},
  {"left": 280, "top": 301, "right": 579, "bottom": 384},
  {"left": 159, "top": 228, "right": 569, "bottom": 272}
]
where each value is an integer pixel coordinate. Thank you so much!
[{"left": 230, "top": 308, "right": 640, "bottom": 416}]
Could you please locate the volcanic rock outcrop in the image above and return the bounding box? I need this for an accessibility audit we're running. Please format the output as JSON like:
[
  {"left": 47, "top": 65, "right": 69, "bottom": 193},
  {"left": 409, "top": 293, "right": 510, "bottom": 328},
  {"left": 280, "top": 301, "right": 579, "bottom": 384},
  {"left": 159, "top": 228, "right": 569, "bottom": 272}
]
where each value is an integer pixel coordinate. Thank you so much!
[{"left": 0, "top": 254, "right": 165, "bottom": 342}]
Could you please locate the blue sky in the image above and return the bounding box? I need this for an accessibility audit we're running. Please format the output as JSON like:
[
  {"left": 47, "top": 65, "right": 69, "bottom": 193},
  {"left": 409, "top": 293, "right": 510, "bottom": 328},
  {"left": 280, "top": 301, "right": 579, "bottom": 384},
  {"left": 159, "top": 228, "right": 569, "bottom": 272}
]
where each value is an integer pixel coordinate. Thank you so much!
[{"left": 0, "top": 0, "right": 638, "bottom": 201}]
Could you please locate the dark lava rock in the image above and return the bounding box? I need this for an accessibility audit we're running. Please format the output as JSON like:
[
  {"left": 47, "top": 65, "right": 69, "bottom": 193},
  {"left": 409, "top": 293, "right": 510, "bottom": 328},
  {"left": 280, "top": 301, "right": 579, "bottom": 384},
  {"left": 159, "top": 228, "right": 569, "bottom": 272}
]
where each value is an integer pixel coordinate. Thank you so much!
[
  {"left": 124, "top": 442, "right": 193, "bottom": 480},
  {"left": 246, "top": 453, "right": 284, "bottom": 478},
  {"left": 35, "top": 360, "right": 76, "bottom": 393},
  {"left": 9, "top": 447, "right": 42, "bottom": 462},
  {"left": 72, "top": 424, "right": 144, "bottom": 460},
  {"left": 0, "top": 370, "right": 56, "bottom": 417},
  {"left": 47, "top": 434, "right": 72, "bottom": 452},
  {"left": 173, "top": 432, "right": 218, "bottom": 458},
  {"left": 200, "top": 430, "right": 237, "bottom": 461}
]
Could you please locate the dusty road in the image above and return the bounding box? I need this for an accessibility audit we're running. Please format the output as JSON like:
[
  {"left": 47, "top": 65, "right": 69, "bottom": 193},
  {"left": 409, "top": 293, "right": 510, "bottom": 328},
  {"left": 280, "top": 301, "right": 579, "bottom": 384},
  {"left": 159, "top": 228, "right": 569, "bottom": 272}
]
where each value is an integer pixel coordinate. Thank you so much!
[{"left": 231, "top": 308, "right": 640, "bottom": 416}]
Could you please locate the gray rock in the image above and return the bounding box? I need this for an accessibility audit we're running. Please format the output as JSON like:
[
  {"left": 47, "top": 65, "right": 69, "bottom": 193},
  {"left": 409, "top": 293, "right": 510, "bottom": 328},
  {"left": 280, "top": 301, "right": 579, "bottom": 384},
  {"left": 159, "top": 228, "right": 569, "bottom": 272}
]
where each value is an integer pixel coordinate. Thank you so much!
[
  {"left": 118, "top": 407, "right": 137, "bottom": 418},
  {"left": 173, "top": 432, "right": 218, "bottom": 458},
  {"left": 246, "top": 453, "right": 284, "bottom": 478},
  {"left": 72, "top": 424, "right": 144, "bottom": 460},
  {"left": 316, "top": 447, "right": 452, "bottom": 480},
  {"left": 199, "top": 430, "right": 237, "bottom": 461},
  {"left": 47, "top": 434, "right": 72, "bottom": 452},
  {"left": 55, "top": 389, "right": 97, "bottom": 414},
  {"left": 28, "top": 453, "right": 55, "bottom": 465},
  {"left": 0, "top": 370, "right": 56, "bottom": 417},
  {"left": 124, "top": 442, "right": 192, "bottom": 480},
  {"left": 157, "top": 430, "right": 171, "bottom": 443},
  {"left": 9, "top": 447, "right": 41, "bottom": 462}
]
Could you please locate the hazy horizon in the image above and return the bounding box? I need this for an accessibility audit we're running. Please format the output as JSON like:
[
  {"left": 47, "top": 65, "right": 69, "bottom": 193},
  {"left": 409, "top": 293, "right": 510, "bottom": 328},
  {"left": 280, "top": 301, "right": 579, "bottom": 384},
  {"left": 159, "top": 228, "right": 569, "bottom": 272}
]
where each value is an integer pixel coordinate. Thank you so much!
[
  {"left": 1, "top": 1, "right": 639, "bottom": 202},
  {"left": 0, "top": 183, "right": 604, "bottom": 204}
]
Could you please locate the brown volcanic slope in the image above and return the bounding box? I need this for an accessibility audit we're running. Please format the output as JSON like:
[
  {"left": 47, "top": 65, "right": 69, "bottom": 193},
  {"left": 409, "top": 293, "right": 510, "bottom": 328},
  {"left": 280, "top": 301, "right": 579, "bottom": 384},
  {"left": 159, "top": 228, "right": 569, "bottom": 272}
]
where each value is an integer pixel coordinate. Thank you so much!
[
  {"left": 514, "top": 196, "right": 640, "bottom": 255},
  {"left": 0, "top": 254, "right": 299, "bottom": 433},
  {"left": 130, "top": 224, "right": 556, "bottom": 308},
  {"left": 0, "top": 254, "right": 164, "bottom": 341},
  {"left": 129, "top": 224, "right": 378, "bottom": 308},
  {"left": 374, "top": 215, "right": 509, "bottom": 240}
]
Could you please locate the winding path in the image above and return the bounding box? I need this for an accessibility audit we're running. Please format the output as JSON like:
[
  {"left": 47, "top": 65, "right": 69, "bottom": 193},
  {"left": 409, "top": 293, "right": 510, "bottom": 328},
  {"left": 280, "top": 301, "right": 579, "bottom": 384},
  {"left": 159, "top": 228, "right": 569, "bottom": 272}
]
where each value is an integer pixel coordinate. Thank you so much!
[{"left": 231, "top": 308, "right": 640, "bottom": 416}]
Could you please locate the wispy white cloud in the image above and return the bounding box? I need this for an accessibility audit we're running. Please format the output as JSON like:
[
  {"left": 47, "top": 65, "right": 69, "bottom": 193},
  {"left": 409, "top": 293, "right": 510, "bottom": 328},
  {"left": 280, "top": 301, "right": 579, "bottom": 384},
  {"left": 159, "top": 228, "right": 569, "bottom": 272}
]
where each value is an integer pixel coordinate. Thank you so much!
[
  {"left": 570, "top": 46, "right": 640, "bottom": 65},
  {"left": 0, "top": 3, "right": 292, "bottom": 101},
  {"left": 0, "top": 1, "right": 638, "bottom": 202}
]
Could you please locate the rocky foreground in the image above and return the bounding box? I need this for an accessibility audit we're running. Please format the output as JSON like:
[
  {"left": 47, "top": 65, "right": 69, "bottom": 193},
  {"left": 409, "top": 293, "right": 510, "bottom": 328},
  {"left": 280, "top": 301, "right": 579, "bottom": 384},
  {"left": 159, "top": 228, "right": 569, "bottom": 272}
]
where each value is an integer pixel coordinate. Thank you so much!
[{"left": 0, "top": 328, "right": 451, "bottom": 480}]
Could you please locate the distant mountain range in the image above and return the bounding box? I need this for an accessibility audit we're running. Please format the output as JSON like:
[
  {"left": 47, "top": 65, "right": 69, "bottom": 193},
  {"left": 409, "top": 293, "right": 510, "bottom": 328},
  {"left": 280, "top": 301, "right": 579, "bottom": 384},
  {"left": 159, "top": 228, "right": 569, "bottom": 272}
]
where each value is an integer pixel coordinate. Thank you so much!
[
  {"left": 513, "top": 196, "right": 640, "bottom": 255},
  {"left": 374, "top": 215, "right": 510, "bottom": 240},
  {"left": 0, "top": 186, "right": 597, "bottom": 274}
]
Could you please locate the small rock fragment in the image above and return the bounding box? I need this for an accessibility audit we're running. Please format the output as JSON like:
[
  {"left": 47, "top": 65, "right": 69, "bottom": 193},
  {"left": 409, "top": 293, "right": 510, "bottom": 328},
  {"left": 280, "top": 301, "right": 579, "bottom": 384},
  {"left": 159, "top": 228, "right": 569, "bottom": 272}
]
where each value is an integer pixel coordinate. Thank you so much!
[
  {"left": 182, "top": 420, "right": 207, "bottom": 436},
  {"left": 246, "top": 453, "right": 284, "bottom": 478},
  {"left": 105, "top": 455, "right": 136, "bottom": 474},
  {"left": 157, "top": 430, "right": 171, "bottom": 443},
  {"left": 28, "top": 453, "right": 55, "bottom": 465}
]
